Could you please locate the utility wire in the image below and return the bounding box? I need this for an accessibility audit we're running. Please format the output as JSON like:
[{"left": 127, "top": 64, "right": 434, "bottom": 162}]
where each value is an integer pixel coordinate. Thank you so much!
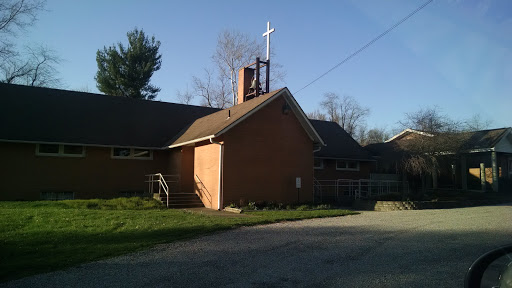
[{"left": 294, "top": 0, "right": 434, "bottom": 95}]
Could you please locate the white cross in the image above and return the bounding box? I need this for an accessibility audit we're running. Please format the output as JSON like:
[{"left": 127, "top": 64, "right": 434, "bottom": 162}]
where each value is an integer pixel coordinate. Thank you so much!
[{"left": 262, "top": 21, "right": 275, "bottom": 61}]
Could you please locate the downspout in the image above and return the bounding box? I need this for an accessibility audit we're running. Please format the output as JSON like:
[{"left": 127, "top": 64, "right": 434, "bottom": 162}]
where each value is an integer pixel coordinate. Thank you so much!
[{"left": 210, "top": 138, "right": 223, "bottom": 210}]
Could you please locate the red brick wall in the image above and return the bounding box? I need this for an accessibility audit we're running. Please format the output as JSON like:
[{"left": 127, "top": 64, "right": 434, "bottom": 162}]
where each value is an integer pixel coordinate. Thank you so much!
[
  {"left": 180, "top": 146, "right": 195, "bottom": 193},
  {"left": 222, "top": 96, "right": 314, "bottom": 206},
  {"left": 314, "top": 159, "right": 374, "bottom": 181},
  {"left": 0, "top": 142, "right": 171, "bottom": 200}
]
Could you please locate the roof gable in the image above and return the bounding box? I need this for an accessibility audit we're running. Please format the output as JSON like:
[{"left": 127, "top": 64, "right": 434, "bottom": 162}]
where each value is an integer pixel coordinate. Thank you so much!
[
  {"left": 382, "top": 127, "right": 512, "bottom": 153},
  {"left": 168, "top": 88, "right": 324, "bottom": 148},
  {"left": 494, "top": 129, "right": 512, "bottom": 153},
  {"left": 310, "top": 120, "right": 374, "bottom": 161},
  {"left": 385, "top": 129, "right": 433, "bottom": 142},
  {"left": 462, "top": 127, "right": 511, "bottom": 152}
]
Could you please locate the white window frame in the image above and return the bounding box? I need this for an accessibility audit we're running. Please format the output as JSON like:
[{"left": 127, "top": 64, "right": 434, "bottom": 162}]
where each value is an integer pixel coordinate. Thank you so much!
[
  {"left": 36, "top": 144, "right": 85, "bottom": 157},
  {"left": 336, "top": 160, "right": 360, "bottom": 171},
  {"left": 111, "top": 147, "right": 153, "bottom": 160},
  {"left": 40, "top": 191, "right": 74, "bottom": 200},
  {"left": 314, "top": 158, "right": 324, "bottom": 170}
]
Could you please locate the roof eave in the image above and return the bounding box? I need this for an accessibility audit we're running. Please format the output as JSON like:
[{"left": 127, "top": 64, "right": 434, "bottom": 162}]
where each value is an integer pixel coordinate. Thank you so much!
[
  {"left": 385, "top": 128, "right": 434, "bottom": 143},
  {"left": 0, "top": 138, "right": 166, "bottom": 150},
  {"left": 167, "top": 134, "right": 216, "bottom": 149},
  {"left": 281, "top": 89, "right": 326, "bottom": 146}
]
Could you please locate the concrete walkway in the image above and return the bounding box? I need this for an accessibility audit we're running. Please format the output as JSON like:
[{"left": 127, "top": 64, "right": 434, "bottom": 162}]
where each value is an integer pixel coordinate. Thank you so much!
[{"left": 3, "top": 204, "right": 511, "bottom": 288}]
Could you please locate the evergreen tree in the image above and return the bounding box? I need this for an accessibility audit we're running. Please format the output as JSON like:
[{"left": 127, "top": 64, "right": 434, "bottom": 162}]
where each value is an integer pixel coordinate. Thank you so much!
[{"left": 95, "top": 28, "right": 162, "bottom": 100}]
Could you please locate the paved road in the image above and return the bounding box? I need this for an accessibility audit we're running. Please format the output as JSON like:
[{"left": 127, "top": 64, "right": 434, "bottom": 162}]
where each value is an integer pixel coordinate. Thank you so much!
[{"left": 3, "top": 204, "right": 512, "bottom": 288}]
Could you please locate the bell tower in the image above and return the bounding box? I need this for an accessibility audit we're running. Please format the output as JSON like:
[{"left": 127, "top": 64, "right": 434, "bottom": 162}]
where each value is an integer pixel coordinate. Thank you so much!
[{"left": 236, "top": 21, "right": 275, "bottom": 104}]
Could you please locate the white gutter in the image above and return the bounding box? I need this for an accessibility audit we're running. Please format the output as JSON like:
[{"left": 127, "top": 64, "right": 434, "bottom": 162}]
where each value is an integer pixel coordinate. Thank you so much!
[
  {"left": 210, "top": 138, "right": 224, "bottom": 210},
  {"left": 168, "top": 135, "right": 216, "bottom": 149}
]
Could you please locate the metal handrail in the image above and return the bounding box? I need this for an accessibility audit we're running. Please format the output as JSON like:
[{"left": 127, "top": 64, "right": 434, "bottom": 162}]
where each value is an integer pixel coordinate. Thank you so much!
[
  {"left": 313, "top": 177, "right": 323, "bottom": 203},
  {"left": 195, "top": 175, "right": 212, "bottom": 207},
  {"left": 146, "top": 173, "right": 170, "bottom": 207}
]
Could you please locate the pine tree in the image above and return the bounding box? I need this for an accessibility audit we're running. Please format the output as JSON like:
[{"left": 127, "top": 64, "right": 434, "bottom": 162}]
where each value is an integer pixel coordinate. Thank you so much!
[{"left": 95, "top": 28, "right": 162, "bottom": 100}]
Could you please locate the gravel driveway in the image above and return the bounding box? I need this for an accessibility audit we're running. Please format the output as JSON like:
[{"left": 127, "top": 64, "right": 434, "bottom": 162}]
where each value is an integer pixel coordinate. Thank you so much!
[{"left": 3, "top": 204, "right": 512, "bottom": 288}]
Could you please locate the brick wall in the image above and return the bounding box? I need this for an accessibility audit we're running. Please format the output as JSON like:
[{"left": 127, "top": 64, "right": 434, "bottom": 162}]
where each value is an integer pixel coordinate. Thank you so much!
[
  {"left": 0, "top": 142, "right": 171, "bottom": 200},
  {"left": 314, "top": 159, "right": 374, "bottom": 181},
  {"left": 222, "top": 96, "right": 314, "bottom": 206}
]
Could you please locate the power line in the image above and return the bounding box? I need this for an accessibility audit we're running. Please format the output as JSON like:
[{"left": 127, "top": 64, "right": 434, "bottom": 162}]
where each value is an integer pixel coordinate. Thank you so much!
[{"left": 294, "top": 0, "right": 434, "bottom": 95}]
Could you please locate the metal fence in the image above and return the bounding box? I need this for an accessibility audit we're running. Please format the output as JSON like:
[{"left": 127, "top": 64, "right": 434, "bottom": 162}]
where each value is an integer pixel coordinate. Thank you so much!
[{"left": 314, "top": 179, "right": 409, "bottom": 202}]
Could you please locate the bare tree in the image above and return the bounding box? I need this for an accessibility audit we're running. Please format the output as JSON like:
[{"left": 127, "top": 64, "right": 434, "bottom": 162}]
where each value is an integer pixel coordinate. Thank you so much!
[
  {"left": 358, "top": 127, "right": 389, "bottom": 146},
  {"left": 2, "top": 45, "right": 61, "bottom": 87},
  {"left": 319, "top": 92, "right": 369, "bottom": 137},
  {"left": 399, "top": 106, "right": 461, "bottom": 134},
  {"left": 213, "top": 30, "right": 263, "bottom": 105},
  {"left": 176, "top": 86, "right": 194, "bottom": 105},
  {"left": 464, "top": 113, "right": 492, "bottom": 131},
  {"left": 190, "top": 29, "right": 285, "bottom": 108},
  {"left": 397, "top": 106, "right": 467, "bottom": 192},
  {"left": 192, "top": 68, "right": 230, "bottom": 109},
  {"left": 306, "top": 109, "right": 327, "bottom": 121},
  {"left": 0, "top": 0, "right": 62, "bottom": 87},
  {"left": 320, "top": 92, "right": 340, "bottom": 123},
  {"left": 0, "top": 0, "right": 46, "bottom": 60},
  {"left": 338, "top": 95, "right": 370, "bottom": 136}
]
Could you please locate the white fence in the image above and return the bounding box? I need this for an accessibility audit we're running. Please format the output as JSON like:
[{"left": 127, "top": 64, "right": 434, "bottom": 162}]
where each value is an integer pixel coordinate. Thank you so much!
[{"left": 314, "top": 179, "right": 409, "bottom": 202}]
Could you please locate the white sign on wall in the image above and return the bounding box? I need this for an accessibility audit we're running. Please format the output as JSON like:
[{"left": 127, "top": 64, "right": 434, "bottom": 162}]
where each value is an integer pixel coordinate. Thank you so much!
[{"left": 296, "top": 177, "right": 302, "bottom": 189}]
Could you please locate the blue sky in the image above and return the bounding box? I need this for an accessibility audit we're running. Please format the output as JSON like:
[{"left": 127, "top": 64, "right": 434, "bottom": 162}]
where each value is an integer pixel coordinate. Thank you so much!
[{"left": 18, "top": 0, "right": 512, "bottom": 131}]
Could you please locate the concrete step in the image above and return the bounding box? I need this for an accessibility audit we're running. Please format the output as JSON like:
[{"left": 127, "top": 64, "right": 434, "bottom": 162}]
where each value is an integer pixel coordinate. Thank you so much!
[{"left": 156, "top": 192, "right": 204, "bottom": 208}]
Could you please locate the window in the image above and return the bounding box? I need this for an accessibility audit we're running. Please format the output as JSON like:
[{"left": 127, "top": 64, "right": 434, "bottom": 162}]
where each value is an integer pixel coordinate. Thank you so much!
[
  {"left": 40, "top": 191, "right": 74, "bottom": 200},
  {"left": 133, "top": 149, "right": 150, "bottom": 158},
  {"left": 63, "top": 145, "right": 84, "bottom": 155},
  {"left": 336, "top": 160, "right": 360, "bottom": 171},
  {"left": 36, "top": 144, "right": 85, "bottom": 157},
  {"left": 38, "top": 144, "right": 59, "bottom": 154},
  {"left": 112, "top": 147, "right": 152, "bottom": 159},
  {"left": 113, "top": 148, "right": 131, "bottom": 157},
  {"left": 119, "top": 191, "right": 146, "bottom": 198},
  {"left": 314, "top": 158, "right": 324, "bottom": 169}
]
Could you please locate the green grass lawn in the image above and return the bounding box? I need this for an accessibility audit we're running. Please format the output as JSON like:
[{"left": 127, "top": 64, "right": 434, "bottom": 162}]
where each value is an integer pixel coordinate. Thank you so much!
[{"left": 0, "top": 198, "right": 357, "bottom": 282}]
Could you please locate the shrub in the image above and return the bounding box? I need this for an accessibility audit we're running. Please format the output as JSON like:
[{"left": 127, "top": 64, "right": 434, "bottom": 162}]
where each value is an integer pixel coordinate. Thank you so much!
[
  {"left": 247, "top": 202, "right": 258, "bottom": 210},
  {"left": 314, "top": 204, "right": 331, "bottom": 210},
  {"left": 296, "top": 204, "right": 310, "bottom": 211}
]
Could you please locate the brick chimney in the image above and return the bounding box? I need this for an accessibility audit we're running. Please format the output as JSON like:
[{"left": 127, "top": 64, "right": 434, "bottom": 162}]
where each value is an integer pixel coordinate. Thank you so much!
[{"left": 237, "top": 67, "right": 254, "bottom": 105}]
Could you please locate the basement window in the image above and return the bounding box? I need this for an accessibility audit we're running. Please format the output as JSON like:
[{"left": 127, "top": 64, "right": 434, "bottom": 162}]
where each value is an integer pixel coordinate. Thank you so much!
[
  {"left": 112, "top": 147, "right": 152, "bottom": 160},
  {"left": 119, "top": 191, "right": 146, "bottom": 198},
  {"left": 336, "top": 160, "right": 360, "bottom": 171},
  {"left": 40, "top": 191, "right": 74, "bottom": 200},
  {"left": 314, "top": 158, "right": 324, "bottom": 169},
  {"left": 36, "top": 144, "right": 85, "bottom": 157}
]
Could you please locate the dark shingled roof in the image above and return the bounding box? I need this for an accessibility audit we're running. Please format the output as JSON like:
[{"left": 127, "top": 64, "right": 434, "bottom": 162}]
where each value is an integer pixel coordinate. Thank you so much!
[
  {"left": 366, "top": 127, "right": 511, "bottom": 158},
  {"left": 0, "top": 83, "right": 219, "bottom": 148},
  {"left": 168, "top": 88, "right": 284, "bottom": 147},
  {"left": 310, "top": 120, "right": 374, "bottom": 161},
  {"left": 458, "top": 128, "right": 510, "bottom": 151},
  {"left": 168, "top": 88, "right": 325, "bottom": 147}
]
